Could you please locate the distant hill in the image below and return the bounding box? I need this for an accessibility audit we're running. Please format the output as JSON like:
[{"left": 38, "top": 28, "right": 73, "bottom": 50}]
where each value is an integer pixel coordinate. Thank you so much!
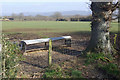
[
  {"left": 2, "top": 10, "right": 92, "bottom": 16},
  {"left": 24, "top": 10, "right": 92, "bottom": 16},
  {"left": 40, "top": 10, "right": 92, "bottom": 16}
]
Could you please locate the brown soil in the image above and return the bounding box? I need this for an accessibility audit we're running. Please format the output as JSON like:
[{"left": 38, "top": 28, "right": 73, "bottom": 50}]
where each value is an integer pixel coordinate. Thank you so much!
[
  {"left": 5, "top": 32, "right": 119, "bottom": 79},
  {"left": 18, "top": 50, "right": 106, "bottom": 78}
]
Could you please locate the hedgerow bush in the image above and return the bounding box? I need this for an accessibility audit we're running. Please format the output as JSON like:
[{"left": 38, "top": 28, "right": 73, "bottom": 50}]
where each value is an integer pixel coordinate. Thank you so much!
[{"left": 2, "top": 34, "right": 23, "bottom": 78}]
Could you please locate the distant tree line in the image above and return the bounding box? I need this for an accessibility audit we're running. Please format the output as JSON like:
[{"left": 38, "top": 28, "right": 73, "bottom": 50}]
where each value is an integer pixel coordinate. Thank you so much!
[{"left": 1, "top": 12, "right": 92, "bottom": 21}]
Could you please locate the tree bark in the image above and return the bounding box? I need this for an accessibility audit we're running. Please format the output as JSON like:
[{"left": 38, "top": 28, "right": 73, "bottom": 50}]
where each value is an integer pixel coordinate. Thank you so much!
[
  {"left": 86, "top": 2, "right": 113, "bottom": 54},
  {"left": 118, "top": 5, "right": 120, "bottom": 23}
]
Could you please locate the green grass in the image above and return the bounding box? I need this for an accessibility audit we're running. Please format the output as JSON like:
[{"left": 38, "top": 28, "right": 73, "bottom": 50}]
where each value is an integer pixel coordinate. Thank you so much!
[
  {"left": 2, "top": 21, "right": 118, "bottom": 33},
  {"left": 43, "top": 64, "right": 83, "bottom": 78},
  {"left": 110, "top": 22, "right": 118, "bottom": 32},
  {"left": 85, "top": 52, "right": 113, "bottom": 65},
  {"left": 98, "top": 63, "right": 120, "bottom": 77}
]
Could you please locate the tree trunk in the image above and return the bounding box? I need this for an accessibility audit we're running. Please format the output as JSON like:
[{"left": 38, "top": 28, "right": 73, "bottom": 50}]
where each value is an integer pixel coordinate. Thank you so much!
[
  {"left": 118, "top": 5, "right": 120, "bottom": 23},
  {"left": 86, "top": 2, "right": 113, "bottom": 54}
]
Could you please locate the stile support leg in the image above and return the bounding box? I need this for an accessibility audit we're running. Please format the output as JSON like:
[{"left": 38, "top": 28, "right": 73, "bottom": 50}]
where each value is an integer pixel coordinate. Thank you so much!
[
  {"left": 20, "top": 41, "right": 27, "bottom": 53},
  {"left": 45, "top": 42, "right": 47, "bottom": 49},
  {"left": 65, "top": 39, "right": 71, "bottom": 47}
]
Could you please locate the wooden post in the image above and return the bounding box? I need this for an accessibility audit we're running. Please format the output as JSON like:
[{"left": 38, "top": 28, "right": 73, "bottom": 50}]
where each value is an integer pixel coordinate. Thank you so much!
[
  {"left": 65, "top": 39, "right": 71, "bottom": 47},
  {"left": 65, "top": 39, "right": 67, "bottom": 45},
  {"left": 118, "top": 5, "right": 120, "bottom": 68},
  {"left": 45, "top": 42, "right": 47, "bottom": 47},
  {"left": 45, "top": 42, "right": 47, "bottom": 49},
  {"left": 48, "top": 39, "right": 52, "bottom": 66},
  {"left": 20, "top": 41, "right": 27, "bottom": 53},
  {"left": 118, "top": 5, "right": 120, "bottom": 23},
  {"left": 68, "top": 39, "right": 71, "bottom": 47}
]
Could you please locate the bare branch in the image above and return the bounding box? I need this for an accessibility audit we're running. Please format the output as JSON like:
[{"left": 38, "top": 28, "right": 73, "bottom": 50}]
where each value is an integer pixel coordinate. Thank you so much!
[{"left": 112, "top": 2, "right": 120, "bottom": 11}]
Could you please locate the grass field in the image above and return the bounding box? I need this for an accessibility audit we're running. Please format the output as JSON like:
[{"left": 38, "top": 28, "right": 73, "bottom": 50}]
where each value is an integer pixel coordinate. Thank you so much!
[{"left": 2, "top": 21, "right": 118, "bottom": 33}]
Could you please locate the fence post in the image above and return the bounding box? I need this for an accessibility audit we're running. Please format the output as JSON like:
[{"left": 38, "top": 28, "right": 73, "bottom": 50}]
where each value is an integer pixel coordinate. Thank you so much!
[
  {"left": 48, "top": 39, "right": 52, "bottom": 66},
  {"left": 118, "top": 5, "right": 120, "bottom": 68}
]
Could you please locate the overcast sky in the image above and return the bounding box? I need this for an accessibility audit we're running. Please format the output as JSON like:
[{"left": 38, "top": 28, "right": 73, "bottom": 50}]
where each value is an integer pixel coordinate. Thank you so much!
[
  {"left": 1, "top": 0, "right": 118, "bottom": 16},
  {"left": 1, "top": 1, "right": 91, "bottom": 16}
]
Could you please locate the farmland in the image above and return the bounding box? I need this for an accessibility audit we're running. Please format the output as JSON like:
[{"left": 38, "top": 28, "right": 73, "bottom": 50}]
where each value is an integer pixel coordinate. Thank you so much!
[
  {"left": 2, "top": 21, "right": 118, "bottom": 33},
  {"left": 2, "top": 21, "right": 120, "bottom": 78}
]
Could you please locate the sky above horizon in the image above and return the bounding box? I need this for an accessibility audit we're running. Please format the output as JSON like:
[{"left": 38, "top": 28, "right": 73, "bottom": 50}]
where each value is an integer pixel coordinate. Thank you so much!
[
  {"left": 1, "top": 0, "right": 118, "bottom": 16},
  {"left": 0, "top": 0, "right": 90, "bottom": 2},
  {"left": 1, "top": 2, "right": 91, "bottom": 16}
]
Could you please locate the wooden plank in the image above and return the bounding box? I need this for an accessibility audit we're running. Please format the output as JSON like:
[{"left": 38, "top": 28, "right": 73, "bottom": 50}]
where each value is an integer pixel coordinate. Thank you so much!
[
  {"left": 21, "top": 36, "right": 72, "bottom": 45},
  {"left": 20, "top": 36, "right": 72, "bottom": 53}
]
